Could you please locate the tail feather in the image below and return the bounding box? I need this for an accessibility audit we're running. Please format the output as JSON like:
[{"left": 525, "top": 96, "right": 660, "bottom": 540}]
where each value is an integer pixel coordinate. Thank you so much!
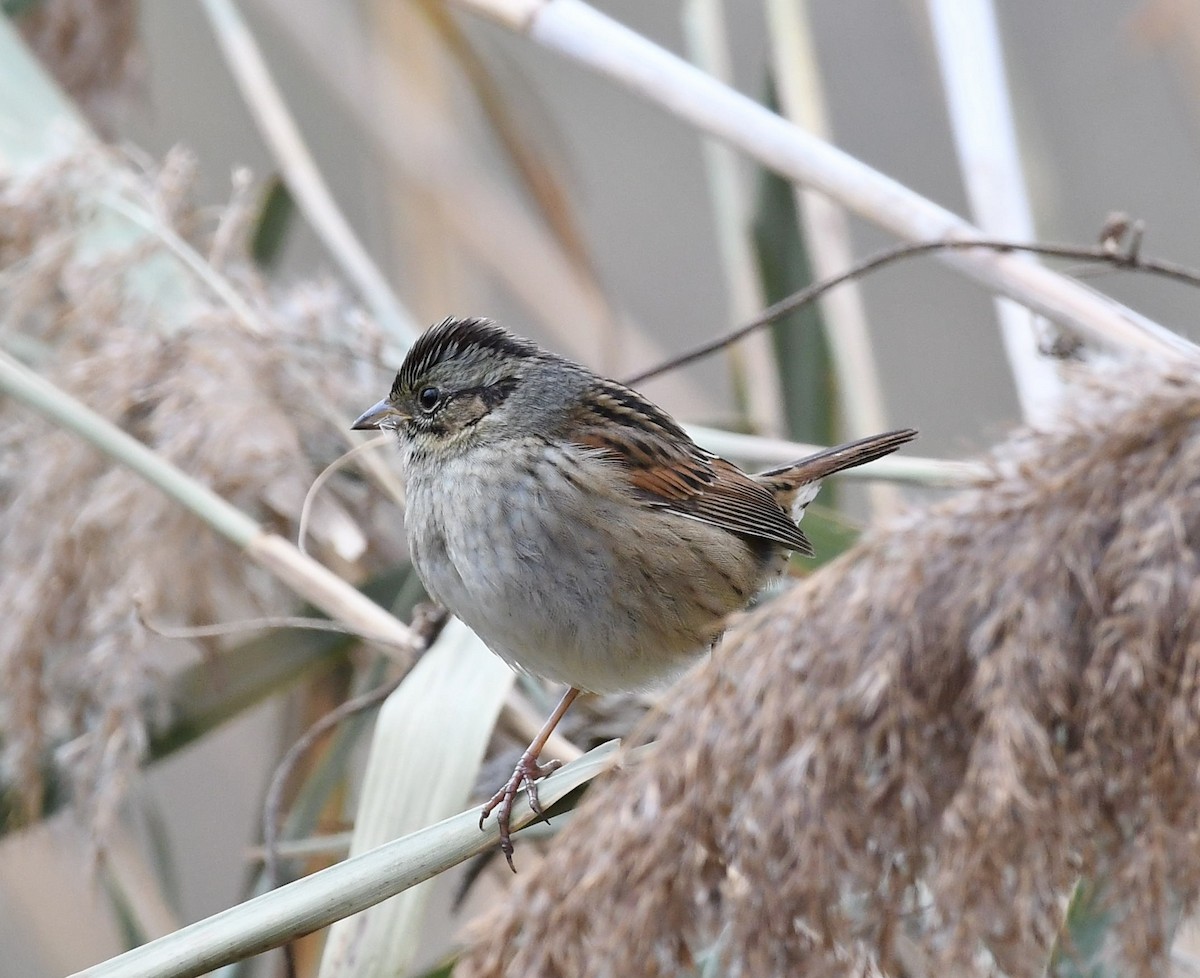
[{"left": 755, "top": 428, "right": 917, "bottom": 514}]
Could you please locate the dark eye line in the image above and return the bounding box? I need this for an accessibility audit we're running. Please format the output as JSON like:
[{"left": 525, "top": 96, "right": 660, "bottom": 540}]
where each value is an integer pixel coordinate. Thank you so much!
[
  {"left": 413, "top": 378, "right": 518, "bottom": 424},
  {"left": 436, "top": 380, "right": 515, "bottom": 404}
]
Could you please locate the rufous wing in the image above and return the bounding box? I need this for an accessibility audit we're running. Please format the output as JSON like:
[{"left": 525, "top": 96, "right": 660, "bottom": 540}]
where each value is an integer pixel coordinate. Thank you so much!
[{"left": 568, "top": 379, "right": 814, "bottom": 555}]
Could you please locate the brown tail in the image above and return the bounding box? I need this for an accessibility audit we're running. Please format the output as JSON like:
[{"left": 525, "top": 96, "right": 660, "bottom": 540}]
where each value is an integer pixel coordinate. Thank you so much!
[{"left": 755, "top": 428, "right": 917, "bottom": 503}]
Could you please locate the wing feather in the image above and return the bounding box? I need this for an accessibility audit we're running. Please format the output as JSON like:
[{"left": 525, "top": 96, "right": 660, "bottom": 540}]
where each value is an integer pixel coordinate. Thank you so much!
[{"left": 568, "top": 380, "right": 813, "bottom": 555}]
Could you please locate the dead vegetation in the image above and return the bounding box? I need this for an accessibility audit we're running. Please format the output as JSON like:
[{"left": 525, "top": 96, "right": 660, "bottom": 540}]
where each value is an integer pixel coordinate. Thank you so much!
[
  {"left": 457, "top": 357, "right": 1200, "bottom": 978},
  {"left": 15, "top": 0, "right": 144, "bottom": 138},
  {"left": 0, "top": 151, "right": 403, "bottom": 840}
]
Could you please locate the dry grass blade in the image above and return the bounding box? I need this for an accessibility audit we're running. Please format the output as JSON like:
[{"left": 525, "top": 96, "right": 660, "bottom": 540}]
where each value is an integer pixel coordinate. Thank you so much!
[
  {"left": 253, "top": 0, "right": 640, "bottom": 370},
  {"left": 765, "top": 0, "right": 894, "bottom": 460},
  {"left": 199, "top": 0, "right": 418, "bottom": 347},
  {"left": 926, "top": 0, "right": 1063, "bottom": 421},
  {"left": 681, "top": 0, "right": 786, "bottom": 438},
  {"left": 456, "top": 356, "right": 1200, "bottom": 978},
  {"left": 417, "top": 0, "right": 594, "bottom": 277}
]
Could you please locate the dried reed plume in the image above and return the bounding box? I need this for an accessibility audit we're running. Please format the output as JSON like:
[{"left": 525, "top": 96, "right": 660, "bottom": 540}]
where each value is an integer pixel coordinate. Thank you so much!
[
  {"left": 15, "top": 0, "right": 144, "bottom": 138},
  {"left": 458, "top": 358, "right": 1200, "bottom": 978},
  {"left": 0, "top": 150, "right": 403, "bottom": 841}
]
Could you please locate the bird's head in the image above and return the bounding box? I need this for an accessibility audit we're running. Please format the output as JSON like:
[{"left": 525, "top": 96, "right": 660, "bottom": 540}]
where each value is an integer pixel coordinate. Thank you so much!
[{"left": 352, "top": 317, "right": 571, "bottom": 457}]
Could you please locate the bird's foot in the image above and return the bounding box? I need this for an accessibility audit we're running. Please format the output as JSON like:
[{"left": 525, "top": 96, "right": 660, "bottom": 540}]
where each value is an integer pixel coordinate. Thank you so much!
[{"left": 479, "top": 751, "right": 563, "bottom": 871}]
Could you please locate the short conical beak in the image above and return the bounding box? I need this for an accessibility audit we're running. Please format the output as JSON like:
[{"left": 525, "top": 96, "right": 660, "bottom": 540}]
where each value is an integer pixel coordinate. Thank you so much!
[{"left": 351, "top": 399, "right": 406, "bottom": 430}]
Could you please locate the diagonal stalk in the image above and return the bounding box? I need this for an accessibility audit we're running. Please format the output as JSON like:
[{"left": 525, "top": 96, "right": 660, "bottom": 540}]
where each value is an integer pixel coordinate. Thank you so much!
[
  {"left": 451, "top": 0, "right": 1198, "bottom": 363},
  {"left": 0, "top": 349, "right": 421, "bottom": 657}
]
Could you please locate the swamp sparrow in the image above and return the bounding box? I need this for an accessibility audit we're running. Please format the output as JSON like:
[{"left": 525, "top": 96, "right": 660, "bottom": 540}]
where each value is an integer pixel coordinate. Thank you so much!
[{"left": 353, "top": 317, "right": 915, "bottom": 867}]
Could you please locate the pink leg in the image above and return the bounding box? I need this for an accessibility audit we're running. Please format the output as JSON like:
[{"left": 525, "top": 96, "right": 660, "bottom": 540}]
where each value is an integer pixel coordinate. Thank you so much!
[{"left": 480, "top": 686, "right": 581, "bottom": 871}]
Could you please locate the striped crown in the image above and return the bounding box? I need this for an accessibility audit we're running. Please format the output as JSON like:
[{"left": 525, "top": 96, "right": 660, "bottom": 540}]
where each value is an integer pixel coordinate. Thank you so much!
[{"left": 394, "top": 317, "right": 540, "bottom": 395}]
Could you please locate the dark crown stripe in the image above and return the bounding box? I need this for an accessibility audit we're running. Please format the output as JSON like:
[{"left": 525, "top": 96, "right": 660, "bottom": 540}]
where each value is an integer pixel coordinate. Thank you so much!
[{"left": 396, "top": 317, "right": 540, "bottom": 392}]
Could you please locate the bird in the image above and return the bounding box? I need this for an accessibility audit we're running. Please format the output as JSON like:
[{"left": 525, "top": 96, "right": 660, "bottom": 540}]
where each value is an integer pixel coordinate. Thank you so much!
[{"left": 352, "top": 316, "right": 916, "bottom": 868}]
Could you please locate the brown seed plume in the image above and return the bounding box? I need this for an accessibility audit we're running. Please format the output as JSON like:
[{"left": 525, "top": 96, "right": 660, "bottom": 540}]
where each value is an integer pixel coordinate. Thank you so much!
[
  {"left": 15, "top": 0, "right": 144, "bottom": 138},
  {"left": 0, "top": 151, "right": 404, "bottom": 842}
]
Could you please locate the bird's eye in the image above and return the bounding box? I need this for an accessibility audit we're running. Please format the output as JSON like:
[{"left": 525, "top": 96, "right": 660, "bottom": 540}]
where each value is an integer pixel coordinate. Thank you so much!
[{"left": 417, "top": 386, "right": 441, "bottom": 412}]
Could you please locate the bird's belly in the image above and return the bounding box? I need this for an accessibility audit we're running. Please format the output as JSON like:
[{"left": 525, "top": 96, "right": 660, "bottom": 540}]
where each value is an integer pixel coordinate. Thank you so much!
[{"left": 405, "top": 446, "right": 773, "bottom": 693}]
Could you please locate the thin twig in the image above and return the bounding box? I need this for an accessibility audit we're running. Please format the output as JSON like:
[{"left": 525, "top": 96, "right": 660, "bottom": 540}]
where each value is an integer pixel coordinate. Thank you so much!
[
  {"left": 139, "top": 609, "right": 404, "bottom": 647},
  {"left": 245, "top": 831, "right": 353, "bottom": 863},
  {"left": 71, "top": 742, "right": 624, "bottom": 978},
  {"left": 298, "top": 436, "right": 401, "bottom": 557},
  {"left": 626, "top": 236, "right": 1200, "bottom": 386}
]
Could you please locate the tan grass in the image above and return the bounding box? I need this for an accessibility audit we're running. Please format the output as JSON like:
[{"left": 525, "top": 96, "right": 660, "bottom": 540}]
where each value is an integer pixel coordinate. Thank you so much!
[
  {"left": 0, "top": 151, "right": 404, "bottom": 841},
  {"left": 457, "top": 358, "right": 1200, "bottom": 978}
]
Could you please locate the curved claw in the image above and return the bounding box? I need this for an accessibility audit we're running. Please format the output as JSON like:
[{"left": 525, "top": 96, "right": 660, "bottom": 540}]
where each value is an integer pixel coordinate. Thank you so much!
[{"left": 480, "top": 753, "right": 564, "bottom": 871}]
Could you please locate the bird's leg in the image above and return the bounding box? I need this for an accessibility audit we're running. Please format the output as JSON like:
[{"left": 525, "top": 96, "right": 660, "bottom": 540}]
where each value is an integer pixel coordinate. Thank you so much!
[{"left": 481, "top": 685, "right": 581, "bottom": 871}]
